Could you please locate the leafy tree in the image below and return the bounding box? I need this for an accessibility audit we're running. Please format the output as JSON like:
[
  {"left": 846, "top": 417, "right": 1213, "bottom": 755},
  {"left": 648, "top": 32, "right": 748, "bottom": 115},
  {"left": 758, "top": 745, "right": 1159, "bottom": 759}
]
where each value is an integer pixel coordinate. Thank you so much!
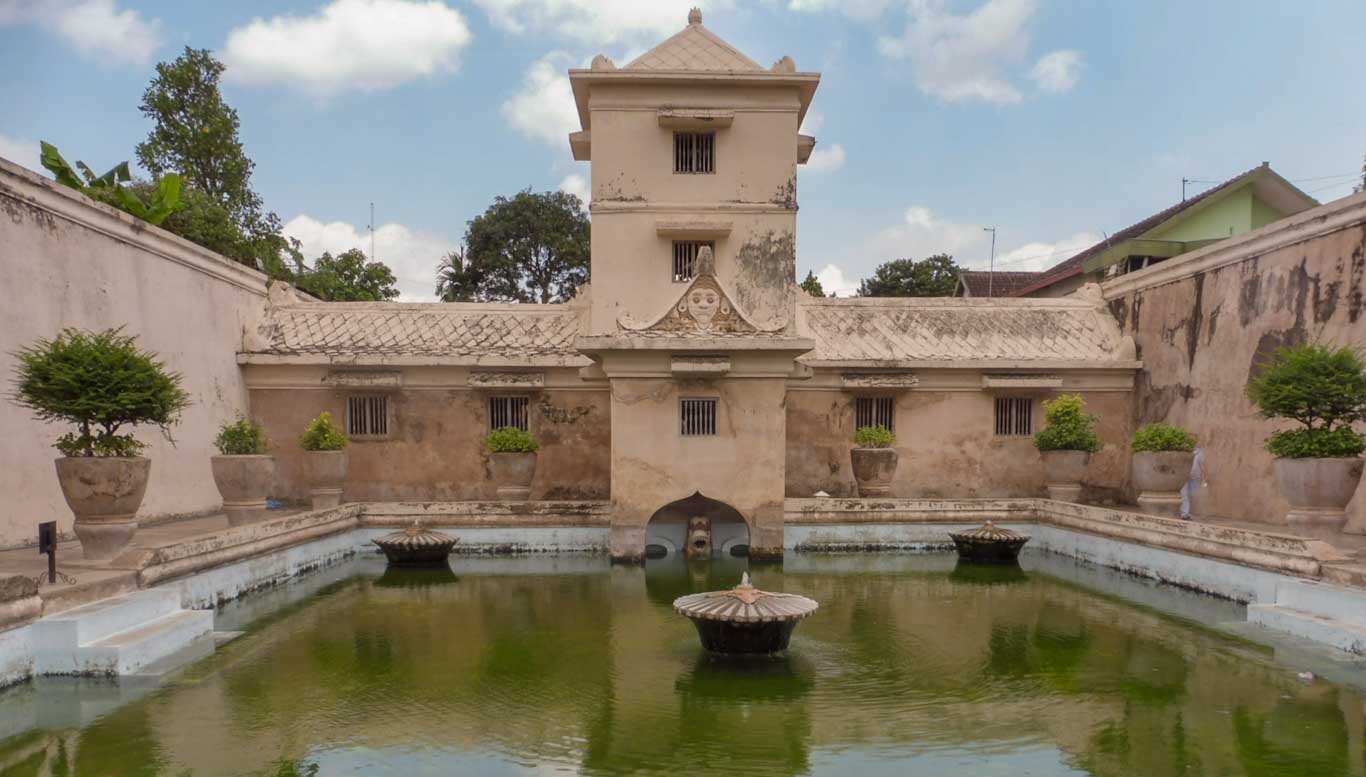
[
  {"left": 856, "top": 254, "right": 961, "bottom": 297},
  {"left": 136, "top": 48, "right": 258, "bottom": 218},
  {"left": 40, "top": 142, "right": 182, "bottom": 225},
  {"left": 1356, "top": 152, "right": 1365, "bottom": 194},
  {"left": 1247, "top": 343, "right": 1366, "bottom": 458},
  {"left": 451, "top": 190, "right": 590, "bottom": 303},
  {"left": 799, "top": 270, "right": 826, "bottom": 297},
  {"left": 294, "top": 248, "right": 400, "bottom": 302},
  {"left": 11, "top": 328, "right": 190, "bottom": 457},
  {"left": 135, "top": 47, "right": 292, "bottom": 275}
]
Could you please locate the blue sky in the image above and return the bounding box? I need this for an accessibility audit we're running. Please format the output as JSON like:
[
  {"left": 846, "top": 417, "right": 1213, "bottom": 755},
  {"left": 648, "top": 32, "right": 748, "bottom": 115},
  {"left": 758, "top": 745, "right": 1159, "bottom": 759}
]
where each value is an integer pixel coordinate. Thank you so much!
[{"left": 2, "top": 0, "right": 1363, "bottom": 300}]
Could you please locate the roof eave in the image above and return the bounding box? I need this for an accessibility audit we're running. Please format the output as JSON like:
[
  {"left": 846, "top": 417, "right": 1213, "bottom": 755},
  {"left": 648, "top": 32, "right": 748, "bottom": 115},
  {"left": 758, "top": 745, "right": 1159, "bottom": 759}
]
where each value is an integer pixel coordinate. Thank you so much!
[{"left": 568, "top": 69, "right": 821, "bottom": 132}]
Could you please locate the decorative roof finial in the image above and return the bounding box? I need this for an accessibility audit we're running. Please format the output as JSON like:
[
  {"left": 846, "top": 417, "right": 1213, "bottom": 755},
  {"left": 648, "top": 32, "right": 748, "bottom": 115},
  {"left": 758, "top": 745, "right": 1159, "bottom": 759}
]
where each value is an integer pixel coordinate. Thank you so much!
[{"left": 688, "top": 7, "right": 702, "bottom": 25}]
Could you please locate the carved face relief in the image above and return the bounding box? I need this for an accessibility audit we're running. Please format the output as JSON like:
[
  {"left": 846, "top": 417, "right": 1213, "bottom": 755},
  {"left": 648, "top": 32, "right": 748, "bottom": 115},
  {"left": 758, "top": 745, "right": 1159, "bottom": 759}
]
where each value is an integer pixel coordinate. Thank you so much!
[{"left": 687, "top": 288, "right": 721, "bottom": 327}]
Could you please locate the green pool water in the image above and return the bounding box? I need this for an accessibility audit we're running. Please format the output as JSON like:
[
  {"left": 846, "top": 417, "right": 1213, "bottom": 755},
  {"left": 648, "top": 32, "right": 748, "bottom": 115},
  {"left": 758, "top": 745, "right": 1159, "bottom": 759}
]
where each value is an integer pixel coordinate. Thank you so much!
[{"left": 2, "top": 553, "right": 1364, "bottom": 777}]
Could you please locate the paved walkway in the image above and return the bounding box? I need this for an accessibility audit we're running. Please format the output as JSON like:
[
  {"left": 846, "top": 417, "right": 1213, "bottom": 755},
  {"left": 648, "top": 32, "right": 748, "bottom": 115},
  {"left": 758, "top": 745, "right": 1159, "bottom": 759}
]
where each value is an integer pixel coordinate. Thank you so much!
[{"left": 0, "top": 510, "right": 303, "bottom": 612}]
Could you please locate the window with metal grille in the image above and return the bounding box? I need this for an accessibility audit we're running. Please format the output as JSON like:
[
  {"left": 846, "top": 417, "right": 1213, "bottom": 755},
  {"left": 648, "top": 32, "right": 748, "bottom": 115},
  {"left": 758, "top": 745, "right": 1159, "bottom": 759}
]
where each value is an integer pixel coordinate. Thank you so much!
[
  {"left": 488, "top": 396, "right": 530, "bottom": 432},
  {"left": 680, "top": 398, "right": 718, "bottom": 436},
  {"left": 994, "top": 397, "right": 1033, "bottom": 436},
  {"left": 673, "top": 132, "right": 715, "bottom": 174},
  {"left": 672, "top": 240, "right": 713, "bottom": 283},
  {"left": 854, "top": 396, "right": 894, "bottom": 432},
  {"left": 347, "top": 395, "right": 389, "bottom": 437}
]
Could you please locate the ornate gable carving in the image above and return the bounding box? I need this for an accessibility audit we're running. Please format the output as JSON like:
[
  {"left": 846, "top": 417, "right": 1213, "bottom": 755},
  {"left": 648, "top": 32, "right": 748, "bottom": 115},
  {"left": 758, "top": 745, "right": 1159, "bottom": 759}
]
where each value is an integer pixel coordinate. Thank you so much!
[{"left": 618, "top": 247, "right": 769, "bottom": 335}]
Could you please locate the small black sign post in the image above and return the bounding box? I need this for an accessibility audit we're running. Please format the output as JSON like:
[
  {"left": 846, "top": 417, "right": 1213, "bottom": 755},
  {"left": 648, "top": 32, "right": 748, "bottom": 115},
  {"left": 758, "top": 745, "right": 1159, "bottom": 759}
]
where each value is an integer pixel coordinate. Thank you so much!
[{"left": 38, "top": 521, "right": 57, "bottom": 585}]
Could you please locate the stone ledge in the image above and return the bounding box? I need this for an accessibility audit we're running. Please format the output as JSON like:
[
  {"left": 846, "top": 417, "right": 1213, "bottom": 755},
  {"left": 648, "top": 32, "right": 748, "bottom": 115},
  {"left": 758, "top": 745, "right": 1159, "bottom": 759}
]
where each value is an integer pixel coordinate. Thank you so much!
[{"left": 786, "top": 498, "right": 1332, "bottom": 578}]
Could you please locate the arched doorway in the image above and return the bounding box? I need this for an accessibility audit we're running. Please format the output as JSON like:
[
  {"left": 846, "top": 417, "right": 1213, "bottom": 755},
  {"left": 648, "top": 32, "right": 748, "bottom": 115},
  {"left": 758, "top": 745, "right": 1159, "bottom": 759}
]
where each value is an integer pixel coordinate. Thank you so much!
[{"left": 644, "top": 492, "right": 750, "bottom": 560}]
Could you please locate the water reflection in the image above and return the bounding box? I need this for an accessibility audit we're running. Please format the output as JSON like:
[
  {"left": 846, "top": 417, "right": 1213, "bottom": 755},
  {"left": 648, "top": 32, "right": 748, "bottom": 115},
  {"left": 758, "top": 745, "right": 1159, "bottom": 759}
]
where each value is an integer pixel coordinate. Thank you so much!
[{"left": 0, "top": 553, "right": 1360, "bottom": 777}]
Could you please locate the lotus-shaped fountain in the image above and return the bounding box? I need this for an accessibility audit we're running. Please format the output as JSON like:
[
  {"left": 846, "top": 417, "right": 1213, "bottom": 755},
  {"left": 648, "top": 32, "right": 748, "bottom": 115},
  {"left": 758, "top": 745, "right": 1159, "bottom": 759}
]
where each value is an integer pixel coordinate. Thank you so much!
[
  {"left": 372, "top": 521, "right": 458, "bottom": 566},
  {"left": 673, "top": 573, "right": 819, "bottom": 654},
  {"left": 948, "top": 521, "right": 1030, "bottom": 563}
]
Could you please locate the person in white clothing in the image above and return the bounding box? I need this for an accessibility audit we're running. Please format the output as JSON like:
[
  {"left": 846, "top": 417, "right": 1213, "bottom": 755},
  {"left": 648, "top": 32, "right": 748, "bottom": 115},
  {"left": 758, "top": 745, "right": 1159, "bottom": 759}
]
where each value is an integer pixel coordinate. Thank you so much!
[{"left": 1180, "top": 447, "right": 1206, "bottom": 520}]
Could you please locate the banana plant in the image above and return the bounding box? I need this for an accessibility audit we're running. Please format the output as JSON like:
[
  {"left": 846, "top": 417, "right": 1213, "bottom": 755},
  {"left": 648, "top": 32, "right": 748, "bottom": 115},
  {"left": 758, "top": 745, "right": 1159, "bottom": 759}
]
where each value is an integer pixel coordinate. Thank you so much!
[{"left": 39, "top": 141, "right": 182, "bottom": 225}]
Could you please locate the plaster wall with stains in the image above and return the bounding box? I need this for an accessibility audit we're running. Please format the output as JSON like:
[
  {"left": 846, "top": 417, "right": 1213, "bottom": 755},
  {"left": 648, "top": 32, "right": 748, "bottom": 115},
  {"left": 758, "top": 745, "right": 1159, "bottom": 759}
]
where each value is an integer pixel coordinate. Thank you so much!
[
  {"left": 607, "top": 376, "right": 789, "bottom": 559},
  {"left": 785, "top": 383, "right": 1133, "bottom": 501},
  {"left": 1106, "top": 197, "right": 1366, "bottom": 528},
  {"left": 586, "top": 81, "right": 800, "bottom": 334},
  {"left": 0, "top": 159, "right": 268, "bottom": 548},
  {"left": 246, "top": 377, "right": 611, "bottom": 503}
]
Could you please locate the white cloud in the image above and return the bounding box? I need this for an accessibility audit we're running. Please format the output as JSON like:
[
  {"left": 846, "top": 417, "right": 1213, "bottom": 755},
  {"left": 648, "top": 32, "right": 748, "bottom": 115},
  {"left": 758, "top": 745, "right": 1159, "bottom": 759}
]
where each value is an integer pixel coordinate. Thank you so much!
[
  {"left": 814, "top": 263, "right": 859, "bottom": 297},
  {"left": 473, "top": 0, "right": 733, "bottom": 47},
  {"left": 558, "top": 173, "right": 589, "bottom": 205},
  {"left": 799, "top": 110, "right": 824, "bottom": 135},
  {"left": 1029, "top": 49, "right": 1082, "bottom": 94},
  {"left": 803, "top": 143, "right": 846, "bottom": 173},
  {"left": 283, "top": 213, "right": 458, "bottom": 301},
  {"left": 864, "top": 205, "right": 990, "bottom": 262},
  {"left": 222, "top": 0, "right": 472, "bottom": 99},
  {"left": 502, "top": 52, "right": 581, "bottom": 148},
  {"left": 988, "top": 231, "right": 1099, "bottom": 271},
  {"left": 0, "top": 131, "right": 41, "bottom": 173},
  {"left": 878, "top": 0, "right": 1039, "bottom": 104},
  {"left": 786, "top": 0, "right": 895, "bottom": 22},
  {"left": 0, "top": 0, "right": 160, "bottom": 65}
]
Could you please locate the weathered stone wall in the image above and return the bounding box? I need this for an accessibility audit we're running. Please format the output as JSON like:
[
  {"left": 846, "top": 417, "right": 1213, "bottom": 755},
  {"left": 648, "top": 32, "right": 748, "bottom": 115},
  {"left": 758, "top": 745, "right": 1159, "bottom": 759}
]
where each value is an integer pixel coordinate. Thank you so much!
[
  {"left": 608, "top": 376, "right": 789, "bottom": 559},
  {"left": 0, "top": 159, "right": 267, "bottom": 548},
  {"left": 248, "top": 386, "right": 611, "bottom": 502},
  {"left": 785, "top": 386, "right": 1133, "bottom": 501},
  {"left": 1103, "top": 193, "right": 1366, "bottom": 527}
]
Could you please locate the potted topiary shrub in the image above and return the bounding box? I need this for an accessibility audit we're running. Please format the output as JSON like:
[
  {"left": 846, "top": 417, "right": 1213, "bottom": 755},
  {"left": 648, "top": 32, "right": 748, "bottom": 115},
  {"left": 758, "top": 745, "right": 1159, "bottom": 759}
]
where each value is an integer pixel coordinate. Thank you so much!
[
  {"left": 1247, "top": 343, "right": 1366, "bottom": 528},
  {"left": 1130, "top": 422, "right": 1197, "bottom": 517},
  {"left": 850, "top": 425, "right": 897, "bottom": 498},
  {"left": 486, "top": 427, "right": 539, "bottom": 501},
  {"left": 1034, "top": 394, "right": 1100, "bottom": 502},
  {"left": 211, "top": 416, "right": 274, "bottom": 527},
  {"left": 299, "top": 412, "right": 349, "bottom": 510},
  {"left": 11, "top": 328, "right": 189, "bottom": 560}
]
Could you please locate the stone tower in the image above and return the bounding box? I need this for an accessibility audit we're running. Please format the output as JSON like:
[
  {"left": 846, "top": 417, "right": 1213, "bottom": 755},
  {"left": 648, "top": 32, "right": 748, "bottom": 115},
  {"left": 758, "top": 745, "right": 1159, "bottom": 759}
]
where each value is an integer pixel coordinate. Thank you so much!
[{"left": 569, "top": 10, "right": 822, "bottom": 561}]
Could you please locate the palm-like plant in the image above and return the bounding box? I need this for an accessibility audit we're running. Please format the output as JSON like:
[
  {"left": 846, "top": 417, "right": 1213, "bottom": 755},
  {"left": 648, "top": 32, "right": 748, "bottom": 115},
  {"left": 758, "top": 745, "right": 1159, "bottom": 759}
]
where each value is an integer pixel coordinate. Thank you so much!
[{"left": 436, "top": 248, "right": 478, "bottom": 302}]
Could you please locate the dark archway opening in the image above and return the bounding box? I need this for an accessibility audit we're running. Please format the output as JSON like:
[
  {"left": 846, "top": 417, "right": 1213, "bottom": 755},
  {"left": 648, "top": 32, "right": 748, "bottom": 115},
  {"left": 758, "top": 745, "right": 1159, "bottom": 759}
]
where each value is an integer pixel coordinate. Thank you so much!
[{"left": 644, "top": 492, "right": 750, "bottom": 561}]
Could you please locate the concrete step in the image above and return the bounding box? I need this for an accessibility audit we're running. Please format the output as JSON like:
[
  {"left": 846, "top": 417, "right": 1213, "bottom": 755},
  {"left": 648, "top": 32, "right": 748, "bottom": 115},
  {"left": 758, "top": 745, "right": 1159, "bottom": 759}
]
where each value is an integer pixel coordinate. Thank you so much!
[
  {"left": 1248, "top": 604, "right": 1366, "bottom": 655},
  {"left": 1272, "top": 579, "right": 1366, "bottom": 628},
  {"left": 32, "top": 588, "right": 181, "bottom": 646},
  {"left": 79, "top": 610, "right": 215, "bottom": 676}
]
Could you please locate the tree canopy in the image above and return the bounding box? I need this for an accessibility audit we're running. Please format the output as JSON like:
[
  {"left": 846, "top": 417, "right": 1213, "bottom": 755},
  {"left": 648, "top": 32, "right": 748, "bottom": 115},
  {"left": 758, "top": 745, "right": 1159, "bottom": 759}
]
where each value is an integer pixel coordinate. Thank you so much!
[
  {"left": 294, "top": 249, "right": 400, "bottom": 302},
  {"left": 799, "top": 270, "right": 826, "bottom": 297},
  {"left": 856, "top": 254, "right": 961, "bottom": 297},
  {"left": 439, "top": 190, "right": 590, "bottom": 303},
  {"left": 133, "top": 47, "right": 299, "bottom": 277}
]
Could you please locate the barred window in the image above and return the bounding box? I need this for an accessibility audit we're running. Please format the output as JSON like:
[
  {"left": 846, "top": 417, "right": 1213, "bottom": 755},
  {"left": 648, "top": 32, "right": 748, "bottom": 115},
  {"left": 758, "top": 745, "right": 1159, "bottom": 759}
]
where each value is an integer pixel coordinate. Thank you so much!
[
  {"left": 489, "top": 396, "right": 530, "bottom": 432},
  {"left": 680, "top": 398, "right": 718, "bottom": 436},
  {"left": 672, "top": 241, "right": 713, "bottom": 283},
  {"left": 347, "top": 395, "right": 389, "bottom": 437},
  {"left": 854, "top": 396, "right": 894, "bottom": 432},
  {"left": 995, "top": 397, "right": 1033, "bottom": 436},
  {"left": 674, "top": 132, "right": 715, "bottom": 174}
]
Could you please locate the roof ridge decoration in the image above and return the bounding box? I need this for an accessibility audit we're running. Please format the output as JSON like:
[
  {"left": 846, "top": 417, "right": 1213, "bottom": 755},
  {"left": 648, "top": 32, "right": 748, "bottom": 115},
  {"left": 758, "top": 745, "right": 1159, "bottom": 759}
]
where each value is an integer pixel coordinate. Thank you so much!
[
  {"left": 618, "top": 246, "right": 779, "bottom": 335},
  {"left": 623, "top": 8, "right": 765, "bottom": 73}
]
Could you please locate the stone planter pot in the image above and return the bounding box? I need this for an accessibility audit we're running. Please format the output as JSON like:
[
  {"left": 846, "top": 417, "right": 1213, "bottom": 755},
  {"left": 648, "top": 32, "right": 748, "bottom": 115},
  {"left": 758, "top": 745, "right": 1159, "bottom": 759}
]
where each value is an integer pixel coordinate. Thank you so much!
[
  {"left": 490, "top": 451, "right": 536, "bottom": 501},
  {"left": 54, "top": 456, "right": 150, "bottom": 561},
  {"left": 305, "top": 450, "right": 348, "bottom": 510},
  {"left": 1273, "top": 457, "right": 1365, "bottom": 528},
  {"left": 1041, "top": 450, "right": 1090, "bottom": 502},
  {"left": 211, "top": 455, "right": 276, "bottom": 527},
  {"left": 1132, "top": 450, "right": 1194, "bottom": 517},
  {"left": 851, "top": 447, "right": 897, "bottom": 498}
]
